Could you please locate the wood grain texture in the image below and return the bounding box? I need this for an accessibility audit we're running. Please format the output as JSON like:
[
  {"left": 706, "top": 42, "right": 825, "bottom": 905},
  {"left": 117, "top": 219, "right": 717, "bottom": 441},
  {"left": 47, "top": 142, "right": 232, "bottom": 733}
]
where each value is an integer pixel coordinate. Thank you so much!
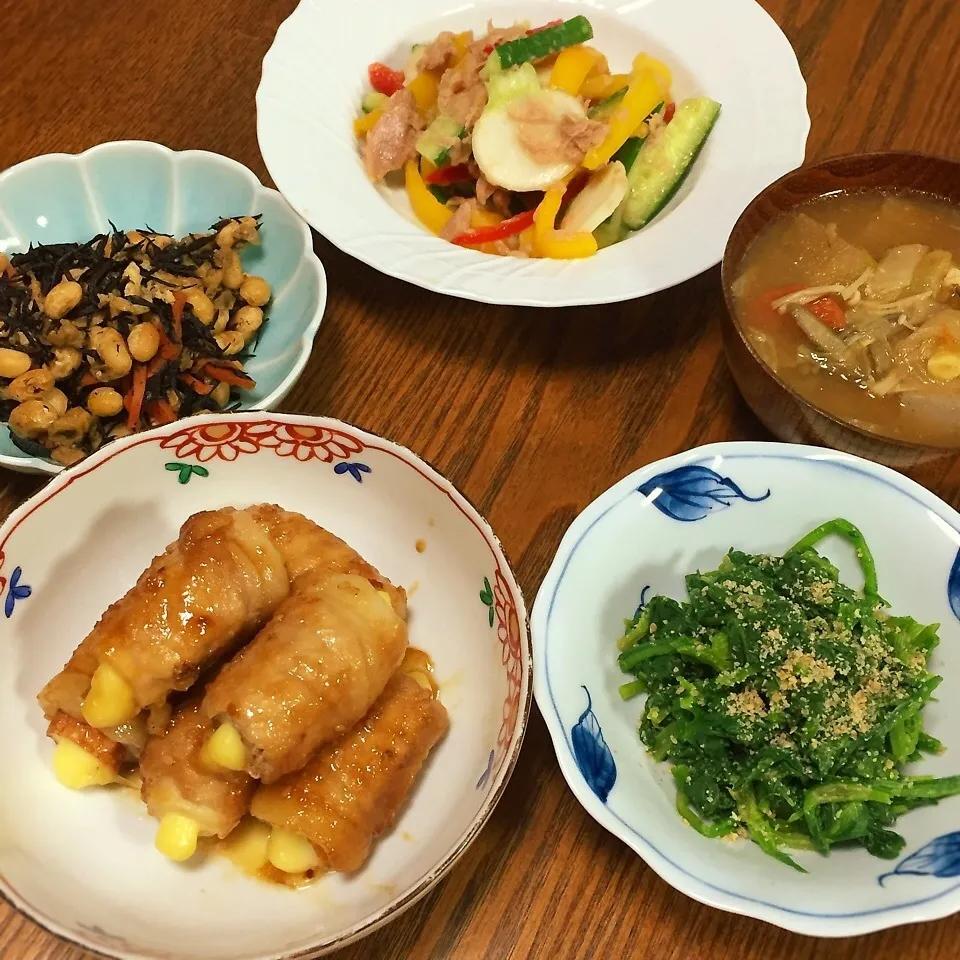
[{"left": 2, "top": 0, "right": 960, "bottom": 957}]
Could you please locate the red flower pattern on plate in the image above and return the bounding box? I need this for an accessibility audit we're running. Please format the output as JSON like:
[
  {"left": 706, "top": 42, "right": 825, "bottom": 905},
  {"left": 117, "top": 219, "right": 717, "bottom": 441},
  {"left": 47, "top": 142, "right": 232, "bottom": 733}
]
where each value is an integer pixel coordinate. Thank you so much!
[
  {"left": 159, "top": 420, "right": 364, "bottom": 464},
  {"left": 494, "top": 568, "right": 523, "bottom": 771},
  {"left": 160, "top": 422, "right": 261, "bottom": 463},
  {"left": 257, "top": 423, "right": 364, "bottom": 462}
]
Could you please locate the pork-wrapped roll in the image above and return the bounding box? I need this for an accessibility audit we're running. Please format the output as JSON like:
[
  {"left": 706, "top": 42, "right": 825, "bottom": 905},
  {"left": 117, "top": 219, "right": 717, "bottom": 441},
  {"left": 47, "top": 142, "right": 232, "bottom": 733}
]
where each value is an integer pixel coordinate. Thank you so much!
[
  {"left": 247, "top": 504, "right": 407, "bottom": 616},
  {"left": 200, "top": 568, "right": 408, "bottom": 783},
  {"left": 38, "top": 507, "right": 291, "bottom": 735},
  {"left": 248, "top": 669, "right": 448, "bottom": 878},
  {"left": 140, "top": 700, "right": 256, "bottom": 862}
]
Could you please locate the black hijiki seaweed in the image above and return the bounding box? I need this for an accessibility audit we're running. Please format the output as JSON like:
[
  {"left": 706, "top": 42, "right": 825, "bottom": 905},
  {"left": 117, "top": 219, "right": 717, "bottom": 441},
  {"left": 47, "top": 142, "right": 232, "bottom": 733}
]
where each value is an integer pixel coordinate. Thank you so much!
[{"left": 0, "top": 216, "right": 264, "bottom": 464}]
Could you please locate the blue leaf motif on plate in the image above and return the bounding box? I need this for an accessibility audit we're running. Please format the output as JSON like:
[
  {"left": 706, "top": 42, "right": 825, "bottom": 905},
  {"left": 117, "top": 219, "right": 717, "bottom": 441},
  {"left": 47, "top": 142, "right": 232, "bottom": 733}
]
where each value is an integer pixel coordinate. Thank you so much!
[
  {"left": 948, "top": 549, "right": 960, "bottom": 622},
  {"left": 333, "top": 461, "right": 371, "bottom": 483},
  {"left": 637, "top": 464, "right": 771, "bottom": 522},
  {"left": 571, "top": 686, "right": 616, "bottom": 803},
  {"left": 633, "top": 584, "right": 651, "bottom": 619},
  {"left": 878, "top": 832, "right": 960, "bottom": 886},
  {"left": 476, "top": 750, "right": 494, "bottom": 790},
  {"left": 4, "top": 566, "right": 31, "bottom": 619}
]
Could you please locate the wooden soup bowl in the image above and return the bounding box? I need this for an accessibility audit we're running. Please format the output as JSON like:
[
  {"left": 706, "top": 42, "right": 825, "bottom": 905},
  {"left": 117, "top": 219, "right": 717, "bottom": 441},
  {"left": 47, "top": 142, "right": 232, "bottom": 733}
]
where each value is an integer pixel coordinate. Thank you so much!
[{"left": 721, "top": 152, "right": 960, "bottom": 467}]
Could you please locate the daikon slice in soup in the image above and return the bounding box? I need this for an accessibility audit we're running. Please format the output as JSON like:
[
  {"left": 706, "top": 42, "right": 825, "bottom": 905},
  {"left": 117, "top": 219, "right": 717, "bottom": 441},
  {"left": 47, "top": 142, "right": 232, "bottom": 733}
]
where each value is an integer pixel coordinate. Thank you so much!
[{"left": 732, "top": 192, "right": 960, "bottom": 446}]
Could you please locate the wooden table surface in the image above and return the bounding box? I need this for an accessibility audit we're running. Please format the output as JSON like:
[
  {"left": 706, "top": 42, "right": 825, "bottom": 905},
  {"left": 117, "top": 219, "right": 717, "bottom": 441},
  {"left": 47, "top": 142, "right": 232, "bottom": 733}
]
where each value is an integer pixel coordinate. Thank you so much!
[{"left": 3, "top": 0, "right": 960, "bottom": 957}]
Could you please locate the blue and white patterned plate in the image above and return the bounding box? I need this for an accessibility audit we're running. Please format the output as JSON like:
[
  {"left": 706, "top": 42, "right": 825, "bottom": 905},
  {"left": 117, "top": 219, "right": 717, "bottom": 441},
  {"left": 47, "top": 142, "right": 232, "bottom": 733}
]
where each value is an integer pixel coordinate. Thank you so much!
[
  {"left": 0, "top": 141, "right": 327, "bottom": 475},
  {"left": 0, "top": 412, "right": 530, "bottom": 960},
  {"left": 532, "top": 441, "right": 960, "bottom": 937}
]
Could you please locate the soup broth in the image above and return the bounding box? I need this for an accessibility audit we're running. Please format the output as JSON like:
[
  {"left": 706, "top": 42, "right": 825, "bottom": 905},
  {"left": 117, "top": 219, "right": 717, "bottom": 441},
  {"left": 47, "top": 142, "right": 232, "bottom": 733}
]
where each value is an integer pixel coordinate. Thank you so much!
[{"left": 733, "top": 192, "right": 960, "bottom": 445}]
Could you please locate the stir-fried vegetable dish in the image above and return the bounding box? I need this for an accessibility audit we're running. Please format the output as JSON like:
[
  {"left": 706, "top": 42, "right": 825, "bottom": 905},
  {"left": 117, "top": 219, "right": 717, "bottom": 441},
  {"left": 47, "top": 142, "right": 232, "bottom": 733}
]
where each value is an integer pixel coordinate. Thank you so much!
[
  {"left": 356, "top": 17, "right": 720, "bottom": 257},
  {"left": 616, "top": 520, "right": 960, "bottom": 870},
  {"left": 734, "top": 192, "right": 960, "bottom": 446},
  {"left": 0, "top": 218, "right": 271, "bottom": 465}
]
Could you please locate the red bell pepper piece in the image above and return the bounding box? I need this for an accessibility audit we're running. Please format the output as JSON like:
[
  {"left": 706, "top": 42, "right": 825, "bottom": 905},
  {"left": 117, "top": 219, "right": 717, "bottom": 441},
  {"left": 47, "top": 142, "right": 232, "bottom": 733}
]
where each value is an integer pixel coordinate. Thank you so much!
[
  {"left": 663, "top": 102, "right": 676, "bottom": 124},
  {"left": 368, "top": 62, "right": 405, "bottom": 97},
  {"left": 425, "top": 164, "right": 473, "bottom": 186},
  {"left": 452, "top": 209, "right": 536, "bottom": 247}
]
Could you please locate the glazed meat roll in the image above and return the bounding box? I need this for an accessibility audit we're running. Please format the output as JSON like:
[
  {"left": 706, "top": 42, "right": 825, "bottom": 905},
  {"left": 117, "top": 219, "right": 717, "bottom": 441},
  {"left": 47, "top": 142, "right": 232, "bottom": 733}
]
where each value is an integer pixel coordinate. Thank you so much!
[
  {"left": 249, "top": 670, "right": 448, "bottom": 877},
  {"left": 247, "top": 504, "right": 407, "bottom": 615},
  {"left": 38, "top": 507, "right": 291, "bottom": 735},
  {"left": 200, "top": 567, "right": 409, "bottom": 783},
  {"left": 140, "top": 700, "right": 256, "bottom": 862}
]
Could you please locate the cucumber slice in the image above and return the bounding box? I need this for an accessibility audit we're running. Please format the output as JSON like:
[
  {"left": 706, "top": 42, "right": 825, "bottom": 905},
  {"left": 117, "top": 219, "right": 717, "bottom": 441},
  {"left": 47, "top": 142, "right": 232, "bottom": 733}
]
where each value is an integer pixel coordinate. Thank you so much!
[
  {"left": 362, "top": 91, "right": 389, "bottom": 114},
  {"left": 491, "top": 16, "right": 593, "bottom": 71},
  {"left": 593, "top": 206, "right": 626, "bottom": 249},
  {"left": 405, "top": 44, "right": 426, "bottom": 79},
  {"left": 621, "top": 97, "right": 721, "bottom": 230},
  {"left": 612, "top": 136, "right": 645, "bottom": 173},
  {"left": 416, "top": 115, "right": 467, "bottom": 167},
  {"left": 588, "top": 87, "right": 626, "bottom": 120},
  {"left": 486, "top": 62, "right": 541, "bottom": 110}
]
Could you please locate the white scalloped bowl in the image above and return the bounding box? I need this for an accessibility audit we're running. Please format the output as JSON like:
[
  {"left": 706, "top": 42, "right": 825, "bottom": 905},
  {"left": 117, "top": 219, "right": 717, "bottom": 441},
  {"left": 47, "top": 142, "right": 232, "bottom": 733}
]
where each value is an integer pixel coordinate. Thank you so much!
[
  {"left": 0, "top": 141, "right": 327, "bottom": 475},
  {"left": 533, "top": 441, "right": 960, "bottom": 937},
  {"left": 0, "top": 412, "right": 531, "bottom": 960},
  {"left": 256, "top": 0, "right": 809, "bottom": 307}
]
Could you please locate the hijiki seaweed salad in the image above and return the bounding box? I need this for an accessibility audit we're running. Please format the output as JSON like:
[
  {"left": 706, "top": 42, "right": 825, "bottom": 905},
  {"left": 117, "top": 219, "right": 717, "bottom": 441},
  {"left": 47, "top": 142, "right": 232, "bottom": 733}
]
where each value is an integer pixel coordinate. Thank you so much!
[
  {"left": 0, "top": 217, "right": 271, "bottom": 466},
  {"left": 615, "top": 519, "right": 960, "bottom": 870},
  {"left": 355, "top": 16, "right": 720, "bottom": 258}
]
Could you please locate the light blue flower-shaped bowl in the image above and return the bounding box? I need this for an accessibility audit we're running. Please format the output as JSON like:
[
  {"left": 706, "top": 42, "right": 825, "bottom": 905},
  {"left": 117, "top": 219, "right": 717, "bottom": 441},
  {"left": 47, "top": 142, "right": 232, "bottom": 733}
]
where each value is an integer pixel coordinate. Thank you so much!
[
  {"left": 0, "top": 140, "right": 327, "bottom": 475},
  {"left": 533, "top": 441, "right": 960, "bottom": 936}
]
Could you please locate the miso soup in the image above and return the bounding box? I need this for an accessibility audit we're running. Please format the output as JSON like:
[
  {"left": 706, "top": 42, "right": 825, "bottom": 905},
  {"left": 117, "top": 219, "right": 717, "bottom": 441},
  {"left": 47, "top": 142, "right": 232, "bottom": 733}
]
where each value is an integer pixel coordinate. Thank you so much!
[{"left": 732, "top": 192, "right": 960, "bottom": 446}]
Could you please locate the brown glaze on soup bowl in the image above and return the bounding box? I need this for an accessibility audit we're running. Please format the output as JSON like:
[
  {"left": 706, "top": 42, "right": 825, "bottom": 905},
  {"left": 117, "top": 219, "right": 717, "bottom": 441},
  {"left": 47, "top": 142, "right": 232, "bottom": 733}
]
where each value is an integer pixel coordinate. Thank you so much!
[{"left": 721, "top": 151, "right": 960, "bottom": 467}]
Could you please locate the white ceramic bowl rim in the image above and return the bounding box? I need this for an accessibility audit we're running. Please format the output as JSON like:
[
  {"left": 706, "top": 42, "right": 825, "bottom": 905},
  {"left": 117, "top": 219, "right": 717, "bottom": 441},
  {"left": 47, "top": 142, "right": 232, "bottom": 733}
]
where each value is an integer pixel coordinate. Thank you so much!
[
  {"left": 256, "top": 0, "right": 809, "bottom": 306},
  {"left": 0, "top": 410, "right": 533, "bottom": 960},
  {"left": 533, "top": 441, "right": 960, "bottom": 936},
  {"left": 0, "top": 140, "right": 327, "bottom": 476}
]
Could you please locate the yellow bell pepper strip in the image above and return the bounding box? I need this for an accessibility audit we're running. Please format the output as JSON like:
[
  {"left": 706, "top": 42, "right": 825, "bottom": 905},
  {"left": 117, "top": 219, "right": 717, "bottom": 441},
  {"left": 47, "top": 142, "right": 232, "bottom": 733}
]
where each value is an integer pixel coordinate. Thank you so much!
[
  {"left": 582, "top": 69, "right": 662, "bottom": 170},
  {"left": 632, "top": 53, "right": 672, "bottom": 96},
  {"left": 533, "top": 185, "right": 598, "bottom": 259},
  {"left": 579, "top": 73, "right": 630, "bottom": 101},
  {"left": 407, "top": 70, "right": 439, "bottom": 116},
  {"left": 470, "top": 209, "right": 505, "bottom": 230},
  {"left": 405, "top": 160, "right": 452, "bottom": 235},
  {"left": 586, "top": 48, "right": 610, "bottom": 77},
  {"left": 549, "top": 44, "right": 602, "bottom": 95},
  {"left": 518, "top": 225, "right": 538, "bottom": 257},
  {"left": 353, "top": 107, "right": 383, "bottom": 138},
  {"left": 453, "top": 31, "right": 473, "bottom": 64}
]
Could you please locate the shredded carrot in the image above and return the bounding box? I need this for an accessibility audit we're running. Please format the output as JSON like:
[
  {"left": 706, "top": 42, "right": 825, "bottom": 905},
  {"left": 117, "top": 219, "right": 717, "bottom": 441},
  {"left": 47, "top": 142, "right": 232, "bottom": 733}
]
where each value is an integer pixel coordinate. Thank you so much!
[
  {"left": 80, "top": 371, "right": 98, "bottom": 387},
  {"left": 806, "top": 295, "right": 847, "bottom": 331},
  {"left": 204, "top": 363, "right": 256, "bottom": 389},
  {"left": 124, "top": 363, "right": 148, "bottom": 429},
  {"left": 746, "top": 285, "right": 804, "bottom": 330},
  {"left": 939, "top": 324, "right": 959, "bottom": 346},
  {"left": 171, "top": 291, "right": 186, "bottom": 342},
  {"left": 155, "top": 321, "right": 181, "bottom": 361},
  {"left": 146, "top": 398, "right": 177, "bottom": 425},
  {"left": 181, "top": 372, "right": 215, "bottom": 395},
  {"left": 146, "top": 354, "right": 168, "bottom": 377}
]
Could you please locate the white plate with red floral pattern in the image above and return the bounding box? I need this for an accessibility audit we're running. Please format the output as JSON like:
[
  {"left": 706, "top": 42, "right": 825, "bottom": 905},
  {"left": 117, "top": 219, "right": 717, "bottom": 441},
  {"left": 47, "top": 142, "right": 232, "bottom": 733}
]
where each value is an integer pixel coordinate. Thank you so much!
[{"left": 0, "top": 412, "right": 530, "bottom": 960}]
